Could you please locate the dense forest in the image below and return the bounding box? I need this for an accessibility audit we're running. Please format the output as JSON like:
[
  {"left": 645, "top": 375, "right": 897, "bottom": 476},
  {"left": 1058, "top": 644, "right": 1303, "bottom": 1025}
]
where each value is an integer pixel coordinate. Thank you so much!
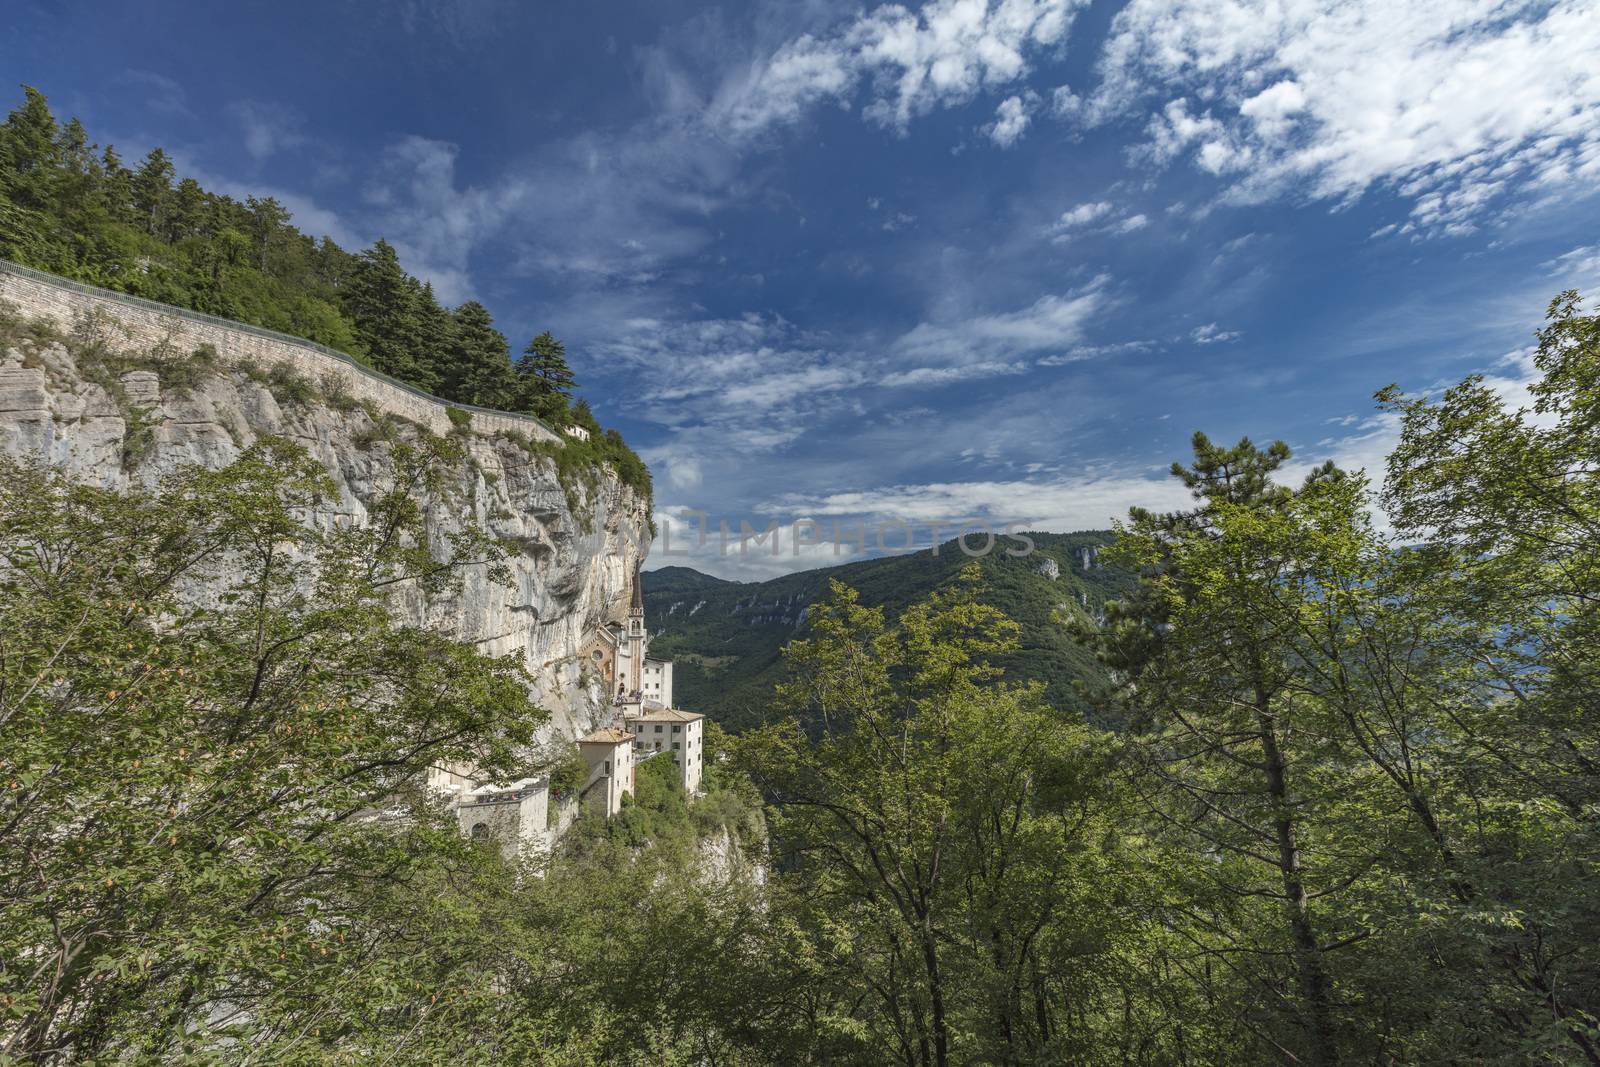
[
  {"left": 3, "top": 286, "right": 1596, "bottom": 1063},
  {"left": 642, "top": 530, "right": 1135, "bottom": 731},
  {"left": 0, "top": 85, "right": 650, "bottom": 499}
]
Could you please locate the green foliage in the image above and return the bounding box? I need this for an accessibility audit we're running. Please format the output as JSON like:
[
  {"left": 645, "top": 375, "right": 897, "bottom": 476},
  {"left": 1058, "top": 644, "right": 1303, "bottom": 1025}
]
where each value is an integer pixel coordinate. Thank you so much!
[
  {"left": 547, "top": 744, "right": 589, "bottom": 795},
  {"left": 0, "top": 84, "right": 650, "bottom": 509},
  {"left": 643, "top": 530, "right": 1131, "bottom": 732},
  {"left": 738, "top": 569, "right": 1149, "bottom": 1064},
  {"left": 0, "top": 437, "right": 544, "bottom": 1062},
  {"left": 515, "top": 329, "right": 577, "bottom": 422},
  {"left": 1066, "top": 302, "right": 1600, "bottom": 1063}
]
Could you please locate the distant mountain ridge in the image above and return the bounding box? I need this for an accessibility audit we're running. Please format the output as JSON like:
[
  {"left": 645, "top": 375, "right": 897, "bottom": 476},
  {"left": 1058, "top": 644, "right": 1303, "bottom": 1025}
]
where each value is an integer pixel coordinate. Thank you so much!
[{"left": 641, "top": 531, "right": 1134, "bottom": 731}]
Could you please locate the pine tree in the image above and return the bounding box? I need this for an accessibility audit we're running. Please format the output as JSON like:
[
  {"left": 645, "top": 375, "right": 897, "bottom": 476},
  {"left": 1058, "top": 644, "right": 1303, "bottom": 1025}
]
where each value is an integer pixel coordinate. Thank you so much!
[
  {"left": 0, "top": 86, "right": 62, "bottom": 211},
  {"left": 447, "top": 301, "right": 514, "bottom": 408},
  {"left": 410, "top": 281, "right": 455, "bottom": 396},
  {"left": 515, "top": 330, "right": 577, "bottom": 421},
  {"left": 100, "top": 144, "right": 133, "bottom": 225},
  {"left": 245, "top": 195, "right": 290, "bottom": 272},
  {"left": 130, "top": 148, "right": 175, "bottom": 237},
  {"left": 53, "top": 117, "right": 100, "bottom": 220},
  {"left": 343, "top": 239, "right": 427, "bottom": 382}
]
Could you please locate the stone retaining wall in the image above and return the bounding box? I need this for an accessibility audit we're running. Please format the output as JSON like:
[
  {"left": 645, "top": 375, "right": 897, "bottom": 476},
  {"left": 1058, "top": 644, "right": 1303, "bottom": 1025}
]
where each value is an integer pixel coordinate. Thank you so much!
[{"left": 0, "top": 259, "right": 561, "bottom": 443}]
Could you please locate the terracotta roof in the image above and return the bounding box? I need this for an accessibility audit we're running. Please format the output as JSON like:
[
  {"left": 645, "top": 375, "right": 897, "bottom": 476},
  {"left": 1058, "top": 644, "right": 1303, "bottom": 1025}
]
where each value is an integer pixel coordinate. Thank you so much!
[
  {"left": 629, "top": 708, "right": 704, "bottom": 723},
  {"left": 578, "top": 727, "right": 635, "bottom": 745}
]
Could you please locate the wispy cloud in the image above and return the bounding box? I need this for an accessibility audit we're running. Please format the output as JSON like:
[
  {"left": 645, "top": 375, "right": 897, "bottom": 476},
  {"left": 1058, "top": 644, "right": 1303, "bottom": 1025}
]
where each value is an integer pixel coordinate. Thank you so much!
[
  {"left": 1190, "top": 322, "right": 1242, "bottom": 345},
  {"left": 769, "top": 471, "right": 1193, "bottom": 532},
  {"left": 1545, "top": 244, "right": 1600, "bottom": 283},
  {"left": 226, "top": 100, "right": 306, "bottom": 161},
  {"left": 118, "top": 70, "right": 190, "bottom": 117},
  {"left": 880, "top": 360, "right": 1031, "bottom": 387},
  {"left": 708, "top": 0, "right": 1088, "bottom": 139},
  {"left": 1044, "top": 200, "right": 1148, "bottom": 242},
  {"left": 1088, "top": 0, "right": 1600, "bottom": 234},
  {"left": 892, "top": 277, "right": 1111, "bottom": 367}
]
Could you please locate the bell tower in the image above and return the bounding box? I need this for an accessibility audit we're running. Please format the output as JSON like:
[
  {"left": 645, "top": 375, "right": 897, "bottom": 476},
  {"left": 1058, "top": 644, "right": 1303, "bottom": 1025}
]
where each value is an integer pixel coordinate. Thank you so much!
[{"left": 626, "top": 561, "right": 645, "bottom": 696}]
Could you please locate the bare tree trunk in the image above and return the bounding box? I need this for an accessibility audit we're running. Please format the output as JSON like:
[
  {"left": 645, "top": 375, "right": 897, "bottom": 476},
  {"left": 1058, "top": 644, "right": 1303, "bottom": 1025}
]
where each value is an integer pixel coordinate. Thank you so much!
[{"left": 1257, "top": 693, "right": 1338, "bottom": 1067}]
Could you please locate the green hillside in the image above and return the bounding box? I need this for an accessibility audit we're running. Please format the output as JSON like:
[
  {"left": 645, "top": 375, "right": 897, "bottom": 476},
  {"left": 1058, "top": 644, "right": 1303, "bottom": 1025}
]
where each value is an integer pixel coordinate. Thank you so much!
[{"left": 642, "top": 531, "right": 1133, "bottom": 731}]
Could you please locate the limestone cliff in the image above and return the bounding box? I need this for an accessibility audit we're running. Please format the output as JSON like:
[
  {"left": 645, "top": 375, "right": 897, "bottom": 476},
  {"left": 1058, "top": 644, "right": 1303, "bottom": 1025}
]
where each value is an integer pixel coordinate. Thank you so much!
[{"left": 0, "top": 262, "right": 651, "bottom": 744}]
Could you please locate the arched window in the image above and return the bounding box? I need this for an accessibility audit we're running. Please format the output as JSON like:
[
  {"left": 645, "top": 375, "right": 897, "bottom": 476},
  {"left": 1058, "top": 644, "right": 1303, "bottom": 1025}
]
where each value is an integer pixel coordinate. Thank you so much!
[{"left": 470, "top": 823, "right": 489, "bottom": 841}]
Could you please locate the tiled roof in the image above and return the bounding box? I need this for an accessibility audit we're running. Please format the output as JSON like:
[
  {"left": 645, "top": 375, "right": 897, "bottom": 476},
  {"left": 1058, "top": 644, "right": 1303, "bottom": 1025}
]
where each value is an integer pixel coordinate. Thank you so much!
[
  {"left": 579, "top": 727, "right": 635, "bottom": 744},
  {"left": 628, "top": 708, "right": 704, "bottom": 723}
]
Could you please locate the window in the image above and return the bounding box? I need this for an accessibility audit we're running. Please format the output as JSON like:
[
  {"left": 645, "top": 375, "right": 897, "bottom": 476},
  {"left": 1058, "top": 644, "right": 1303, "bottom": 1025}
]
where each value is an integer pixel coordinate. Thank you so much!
[
  {"left": 672, "top": 742, "right": 680, "bottom": 751},
  {"left": 654, "top": 724, "right": 662, "bottom": 733},
  {"left": 470, "top": 823, "right": 489, "bottom": 841},
  {"left": 672, "top": 724, "right": 682, "bottom": 734}
]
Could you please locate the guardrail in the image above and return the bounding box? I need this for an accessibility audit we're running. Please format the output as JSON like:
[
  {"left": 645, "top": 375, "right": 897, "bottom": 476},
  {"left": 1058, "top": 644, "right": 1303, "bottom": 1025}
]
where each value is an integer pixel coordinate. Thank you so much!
[{"left": 0, "top": 257, "right": 560, "bottom": 438}]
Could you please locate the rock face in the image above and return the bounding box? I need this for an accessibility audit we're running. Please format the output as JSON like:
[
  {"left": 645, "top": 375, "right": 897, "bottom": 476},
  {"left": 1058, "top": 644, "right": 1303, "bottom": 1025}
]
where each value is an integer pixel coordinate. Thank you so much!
[{"left": 0, "top": 265, "right": 650, "bottom": 744}]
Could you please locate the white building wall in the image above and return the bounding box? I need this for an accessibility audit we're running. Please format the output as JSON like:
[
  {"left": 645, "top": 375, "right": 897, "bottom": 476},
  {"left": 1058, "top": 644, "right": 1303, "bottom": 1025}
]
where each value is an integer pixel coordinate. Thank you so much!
[
  {"left": 641, "top": 659, "right": 673, "bottom": 707},
  {"left": 580, "top": 740, "right": 634, "bottom": 818},
  {"left": 631, "top": 717, "right": 702, "bottom": 793}
]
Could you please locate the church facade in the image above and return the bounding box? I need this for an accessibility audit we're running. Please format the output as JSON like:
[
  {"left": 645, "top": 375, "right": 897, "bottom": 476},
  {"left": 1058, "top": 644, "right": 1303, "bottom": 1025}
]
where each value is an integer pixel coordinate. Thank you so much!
[{"left": 577, "top": 562, "right": 675, "bottom": 712}]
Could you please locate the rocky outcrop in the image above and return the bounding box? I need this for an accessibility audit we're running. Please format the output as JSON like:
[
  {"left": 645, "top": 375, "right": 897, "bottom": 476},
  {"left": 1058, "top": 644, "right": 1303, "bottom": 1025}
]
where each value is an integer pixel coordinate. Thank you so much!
[
  {"left": 696, "top": 826, "right": 767, "bottom": 887},
  {"left": 0, "top": 267, "right": 651, "bottom": 744}
]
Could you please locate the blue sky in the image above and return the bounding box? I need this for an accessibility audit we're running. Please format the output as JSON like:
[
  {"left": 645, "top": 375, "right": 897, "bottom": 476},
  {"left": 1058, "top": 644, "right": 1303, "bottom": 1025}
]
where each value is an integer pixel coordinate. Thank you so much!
[{"left": 7, "top": 0, "right": 1600, "bottom": 577}]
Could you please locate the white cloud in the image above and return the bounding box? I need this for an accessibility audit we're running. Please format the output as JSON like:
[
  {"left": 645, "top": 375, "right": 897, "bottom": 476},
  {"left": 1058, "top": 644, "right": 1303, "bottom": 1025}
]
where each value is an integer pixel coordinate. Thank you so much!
[
  {"left": 1049, "top": 200, "right": 1113, "bottom": 230},
  {"left": 879, "top": 360, "right": 1030, "bottom": 387},
  {"left": 892, "top": 278, "right": 1110, "bottom": 366},
  {"left": 226, "top": 100, "right": 306, "bottom": 161},
  {"left": 359, "top": 135, "right": 525, "bottom": 303},
  {"left": 769, "top": 471, "right": 1194, "bottom": 532},
  {"left": 709, "top": 0, "right": 1089, "bottom": 138},
  {"left": 1037, "top": 338, "right": 1155, "bottom": 365},
  {"left": 984, "top": 94, "right": 1034, "bottom": 147},
  {"left": 591, "top": 312, "right": 864, "bottom": 461},
  {"left": 1089, "top": 0, "right": 1600, "bottom": 234},
  {"left": 1190, "top": 322, "right": 1242, "bottom": 344},
  {"left": 646, "top": 509, "right": 868, "bottom": 580},
  {"left": 1545, "top": 244, "right": 1600, "bottom": 283},
  {"left": 1044, "top": 200, "right": 1148, "bottom": 241}
]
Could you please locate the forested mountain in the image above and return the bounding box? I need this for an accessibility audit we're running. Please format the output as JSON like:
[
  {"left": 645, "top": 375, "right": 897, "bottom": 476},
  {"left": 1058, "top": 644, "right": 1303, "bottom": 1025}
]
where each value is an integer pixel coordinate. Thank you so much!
[
  {"left": 0, "top": 85, "right": 649, "bottom": 499},
  {"left": 643, "top": 531, "right": 1135, "bottom": 731}
]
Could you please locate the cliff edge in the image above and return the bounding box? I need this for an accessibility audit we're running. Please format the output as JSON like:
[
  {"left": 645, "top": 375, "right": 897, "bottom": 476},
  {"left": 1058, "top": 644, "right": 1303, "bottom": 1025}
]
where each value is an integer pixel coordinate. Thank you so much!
[{"left": 0, "top": 261, "right": 651, "bottom": 743}]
